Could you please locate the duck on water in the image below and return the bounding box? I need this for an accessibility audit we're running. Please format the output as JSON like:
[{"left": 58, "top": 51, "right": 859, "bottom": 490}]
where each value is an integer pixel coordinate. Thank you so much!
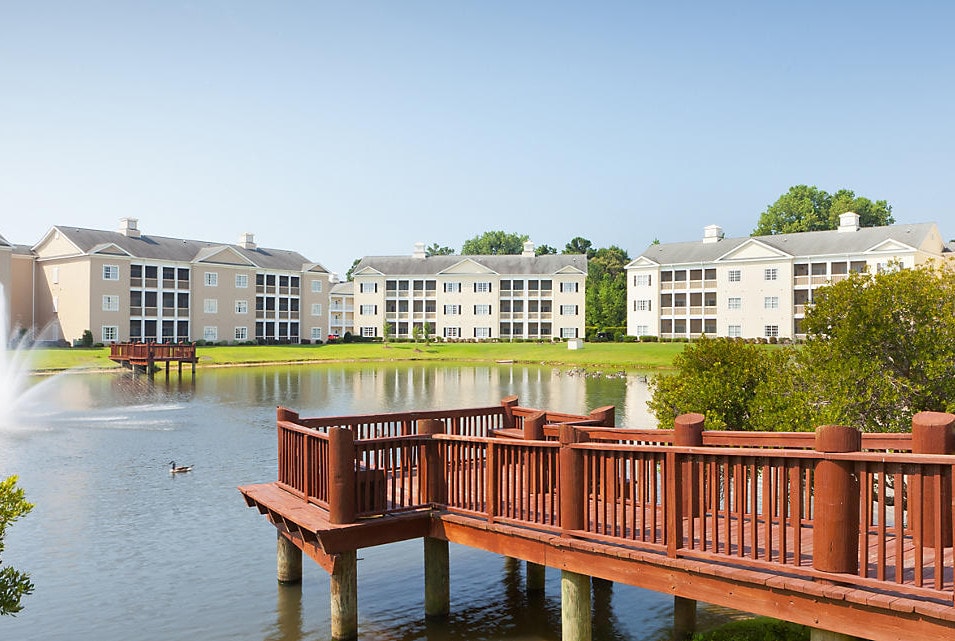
[{"left": 169, "top": 461, "right": 193, "bottom": 474}]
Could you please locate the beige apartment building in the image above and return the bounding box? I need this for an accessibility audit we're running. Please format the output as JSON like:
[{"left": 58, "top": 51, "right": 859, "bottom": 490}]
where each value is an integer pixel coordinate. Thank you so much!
[
  {"left": 328, "top": 280, "right": 354, "bottom": 339},
  {"left": 26, "top": 219, "right": 333, "bottom": 345},
  {"left": 626, "top": 214, "right": 949, "bottom": 341},
  {"left": 351, "top": 242, "right": 587, "bottom": 341}
]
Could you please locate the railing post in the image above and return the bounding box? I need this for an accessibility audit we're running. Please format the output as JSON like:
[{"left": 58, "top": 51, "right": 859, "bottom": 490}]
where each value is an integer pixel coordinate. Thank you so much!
[
  {"left": 589, "top": 406, "right": 615, "bottom": 427},
  {"left": 912, "top": 411, "right": 955, "bottom": 548},
  {"left": 486, "top": 440, "right": 498, "bottom": 523},
  {"left": 328, "top": 427, "right": 356, "bottom": 525},
  {"left": 418, "top": 418, "right": 446, "bottom": 505},
  {"left": 501, "top": 395, "right": 519, "bottom": 428},
  {"left": 674, "top": 413, "right": 704, "bottom": 518},
  {"left": 523, "top": 410, "right": 546, "bottom": 440},
  {"left": 560, "top": 425, "right": 588, "bottom": 534},
  {"left": 665, "top": 448, "right": 684, "bottom": 558},
  {"left": 813, "top": 424, "right": 861, "bottom": 574}
]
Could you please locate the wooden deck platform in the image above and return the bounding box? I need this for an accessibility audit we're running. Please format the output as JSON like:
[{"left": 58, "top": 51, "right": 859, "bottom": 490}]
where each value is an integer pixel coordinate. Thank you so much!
[{"left": 240, "top": 401, "right": 955, "bottom": 641}]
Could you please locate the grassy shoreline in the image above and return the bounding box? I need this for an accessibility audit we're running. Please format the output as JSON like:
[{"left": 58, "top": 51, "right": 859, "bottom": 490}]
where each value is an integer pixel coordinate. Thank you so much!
[{"left": 26, "top": 341, "right": 686, "bottom": 373}]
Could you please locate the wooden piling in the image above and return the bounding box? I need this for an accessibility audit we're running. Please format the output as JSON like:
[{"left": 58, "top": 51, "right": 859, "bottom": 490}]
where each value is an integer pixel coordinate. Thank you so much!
[
  {"left": 526, "top": 562, "right": 546, "bottom": 592},
  {"left": 559, "top": 425, "right": 588, "bottom": 534},
  {"left": 330, "top": 550, "right": 358, "bottom": 640},
  {"left": 561, "top": 570, "right": 591, "bottom": 641},
  {"left": 424, "top": 537, "right": 450, "bottom": 618},
  {"left": 277, "top": 531, "right": 302, "bottom": 583},
  {"left": 328, "top": 427, "right": 356, "bottom": 525},
  {"left": 674, "top": 413, "right": 704, "bottom": 518},
  {"left": 673, "top": 595, "right": 697, "bottom": 640}
]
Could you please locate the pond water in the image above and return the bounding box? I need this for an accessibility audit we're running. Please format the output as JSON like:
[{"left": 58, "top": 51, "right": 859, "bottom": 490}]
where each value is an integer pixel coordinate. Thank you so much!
[{"left": 0, "top": 364, "right": 736, "bottom": 641}]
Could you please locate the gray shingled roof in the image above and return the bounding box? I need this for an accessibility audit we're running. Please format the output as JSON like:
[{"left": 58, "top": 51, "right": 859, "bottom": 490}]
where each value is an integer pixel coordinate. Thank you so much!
[
  {"left": 636, "top": 223, "right": 945, "bottom": 265},
  {"left": 330, "top": 280, "right": 353, "bottom": 295},
  {"left": 0, "top": 233, "right": 11, "bottom": 248},
  {"left": 47, "top": 226, "right": 322, "bottom": 272},
  {"left": 355, "top": 253, "right": 588, "bottom": 276}
]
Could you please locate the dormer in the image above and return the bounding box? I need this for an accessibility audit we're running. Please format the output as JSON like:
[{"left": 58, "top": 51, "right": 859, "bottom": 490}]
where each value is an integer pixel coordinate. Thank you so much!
[{"left": 119, "top": 217, "right": 140, "bottom": 238}]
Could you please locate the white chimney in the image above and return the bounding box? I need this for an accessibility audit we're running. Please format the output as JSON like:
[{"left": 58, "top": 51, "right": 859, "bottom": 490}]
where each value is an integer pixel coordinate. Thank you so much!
[
  {"left": 522, "top": 241, "right": 536, "bottom": 257},
  {"left": 240, "top": 232, "right": 257, "bottom": 250},
  {"left": 413, "top": 242, "right": 427, "bottom": 259},
  {"left": 703, "top": 224, "right": 724, "bottom": 243},
  {"left": 838, "top": 212, "right": 860, "bottom": 233},
  {"left": 119, "top": 217, "right": 141, "bottom": 238}
]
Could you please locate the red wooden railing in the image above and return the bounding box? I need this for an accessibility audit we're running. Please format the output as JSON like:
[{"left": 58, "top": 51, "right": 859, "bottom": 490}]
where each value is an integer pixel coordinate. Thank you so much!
[
  {"left": 273, "top": 400, "right": 955, "bottom": 607},
  {"left": 109, "top": 342, "right": 197, "bottom": 363}
]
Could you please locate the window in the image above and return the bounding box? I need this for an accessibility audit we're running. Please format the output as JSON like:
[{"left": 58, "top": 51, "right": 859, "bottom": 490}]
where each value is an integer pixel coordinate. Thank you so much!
[
  {"left": 727, "top": 297, "right": 742, "bottom": 310},
  {"left": 359, "top": 282, "right": 377, "bottom": 293},
  {"left": 103, "top": 265, "right": 119, "bottom": 280},
  {"left": 360, "top": 304, "right": 377, "bottom": 315},
  {"left": 443, "top": 304, "right": 461, "bottom": 315},
  {"left": 560, "top": 305, "right": 578, "bottom": 315},
  {"left": 311, "top": 303, "right": 323, "bottom": 316},
  {"left": 765, "top": 325, "right": 779, "bottom": 338},
  {"left": 764, "top": 268, "right": 778, "bottom": 281},
  {"left": 633, "top": 274, "right": 651, "bottom": 287},
  {"left": 310, "top": 327, "right": 324, "bottom": 340},
  {"left": 560, "top": 281, "right": 578, "bottom": 293},
  {"left": 204, "top": 326, "right": 218, "bottom": 341},
  {"left": 728, "top": 269, "right": 741, "bottom": 282},
  {"left": 764, "top": 296, "right": 779, "bottom": 309},
  {"left": 235, "top": 274, "right": 248, "bottom": 288},
  {"left": 560, "top": 327, "right": 578, "bottom": 338},
  {"left": 474, "top": 282, "right": 491, "bottom": 293},
  {"left": 102, "top": 295, "right": 120, "bottom": 311},
  {"left": 205, "top": 272, "right": 218, "bottom": 287},
  {"left": 474, "top": 327, "right": 491, "bottom": 338},
  {"left": 101, "top": 326, "right": 118, "bottom": 342},
  {"left": 311, "top": 280, "right": 323, "bottom": 293},
  {"left": 235, "top": 327, "right": 248, "bottom": 341},
  {"left": 204, "top": 299, "right": 218, "bottom": 314},
  {"left": 728, "top": 325, "right": 742, "bottom": 338},
  {"left": 235, "top": 300, "right": 248, "bottom": 314},
  {"left": 360, "top": 326, "right": 376, "bottom": 337},
  {"left": 474, "top": 304, "right": 491, "bottom": 315},
  {"left": 443, "top": 327, "right": 461, "bottom": 338},
  {"left": 633, "top": 299, "right": 652, "bottom": 311},
  {"left": 635, "top": 325, "right": 649, "bottom": 336},
  {"left": 444, "top": 282, "right": 461, "bottom": 293}
]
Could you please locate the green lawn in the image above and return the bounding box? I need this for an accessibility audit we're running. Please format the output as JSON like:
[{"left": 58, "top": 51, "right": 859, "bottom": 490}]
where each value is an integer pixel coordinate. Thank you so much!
[{"left": 24, "top": 341, "right": 686, "bottom": 373}]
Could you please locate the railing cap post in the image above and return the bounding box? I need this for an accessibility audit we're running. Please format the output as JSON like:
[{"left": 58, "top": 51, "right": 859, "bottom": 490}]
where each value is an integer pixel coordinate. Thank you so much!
[
  {"left": 589, "top": 405, "right": 615, "bottom": 427},
  {"left": 674, "top": 413, "right": 705, "bottom": 446},
  {"left": 912, "top": 411, "right": 955, "bottom": 454},
  {"left": 418, "top": 418, "right": 445, "bottom": 436},
  {"left": 815, "top": 424, "right": 861, "bottom": 453},
  {"left": 277, "top": 406, "right": 300, "bottom": 423}
]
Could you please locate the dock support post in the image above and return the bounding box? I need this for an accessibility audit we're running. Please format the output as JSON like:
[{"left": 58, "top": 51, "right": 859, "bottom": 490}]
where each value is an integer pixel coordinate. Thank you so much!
[
  {"left": 912, "top": 411, "right": 955, "bottom": 548},
  {"left": 330, "top": 550, "right": 358, "bottom": 640},
  {"left": 277, "top": 532, "right": 302, "bottom": 583},
  {"left": 673, "top": 595, "right": 697, "bottom": 640},
  {"left": 809, "top": 630, "right": 858, "bottom": 641},
  {"left": 526, "top": 562, "right": 545, "bottom": 593},
  {"left": 560, "top": 570, "right": 591, "bottom": 641},
  {"left": 424, "top": 537, "right": 450, "bottom": 619}
]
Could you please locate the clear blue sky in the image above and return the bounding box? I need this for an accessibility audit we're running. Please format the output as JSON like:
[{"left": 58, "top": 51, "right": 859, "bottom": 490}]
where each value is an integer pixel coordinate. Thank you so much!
[{"left": 1, "top": 2, "right": 953, "bottom": 276}]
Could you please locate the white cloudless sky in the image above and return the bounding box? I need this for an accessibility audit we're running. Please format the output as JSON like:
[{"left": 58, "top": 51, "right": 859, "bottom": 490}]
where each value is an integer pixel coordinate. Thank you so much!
[{"left": 1, "top": 1, "right": 953, "bottom": 276}]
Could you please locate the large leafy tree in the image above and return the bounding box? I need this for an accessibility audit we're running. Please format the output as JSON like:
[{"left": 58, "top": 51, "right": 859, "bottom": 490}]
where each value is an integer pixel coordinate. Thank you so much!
[
  {"left": 535, "top": 244, "right": 557, "bottom": 256},
  {"left": 426, "top": 243, "right": 454, "bottom": 256},
  {"left": 563, "top": 236, "right": 595, "bottom": 259},
  {"left": 648, "top": 337, "right": 776, "bottom": 430},
  {"left": 461, "top": 231, "right": 529, "bottom": 255},
  {"left": 753, "top": 185, "right": 893, "bottom": 236},
  {"left": 795, "top": 263, "right": 955, "bottom": 432},
  {"left": 584, "top": 245, "right": 630, "bottom": 328},
  {"left": 0, "top": 476, "right": 33, "bottom": 616}
]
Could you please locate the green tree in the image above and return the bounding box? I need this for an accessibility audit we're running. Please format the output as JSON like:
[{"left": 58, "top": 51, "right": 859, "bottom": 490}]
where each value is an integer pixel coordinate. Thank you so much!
[
  {"left": 345, "top": 258, "right": 361, "bottom": 281},
  {"left": 796, "top": 263, "right": 955, "bottom": 432},
  {"left": 461, "top": 231, "right": 528, "bottom": 255},
  {"left": 585, "top": 245, "right": 630, "bottom": 327},
  {"left": 426, "top": 243, "right": 454, "bottom": 256},
  {"left": 648, "top": 337, "right": 776, "bottom": 430},
  {"left": 535, "top": 244, "right": 557, "bottom": 256},
  {"left": 0, "top": 475, "right": 33, "bottom": 616},
  {"left": 753, "top": 185, "right": 893, "bottom": 236},
  {"left": 563, "top": 236, "right": 595, "bottom": 259}
]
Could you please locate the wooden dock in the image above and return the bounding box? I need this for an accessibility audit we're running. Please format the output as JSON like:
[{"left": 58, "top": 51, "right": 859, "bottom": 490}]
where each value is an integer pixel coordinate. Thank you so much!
[
  {"left": 239, "top": 397, "right": 955, "bottom": 641},
  {"left": 109, "top": 342, "right": 197, "bottom": 380}
]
